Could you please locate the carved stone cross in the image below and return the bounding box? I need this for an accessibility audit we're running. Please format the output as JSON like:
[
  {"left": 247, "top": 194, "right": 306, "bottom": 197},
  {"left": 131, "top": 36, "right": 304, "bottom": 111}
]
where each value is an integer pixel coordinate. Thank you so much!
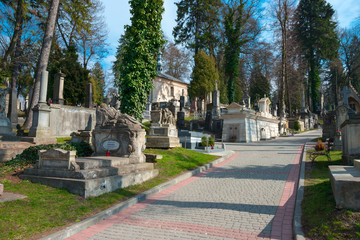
[{"left": 340, "top": 86, "right": 351, "bottom": 107}]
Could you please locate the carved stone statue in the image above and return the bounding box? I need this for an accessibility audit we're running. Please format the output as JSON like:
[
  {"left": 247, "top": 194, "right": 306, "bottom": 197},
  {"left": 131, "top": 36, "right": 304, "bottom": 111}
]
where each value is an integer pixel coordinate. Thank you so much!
[
  {"left": 93, "top": 103, "right": 146, "bottom": 163},
  {"left": 161, "top": 108, "right": 176, "bottom": 126}
]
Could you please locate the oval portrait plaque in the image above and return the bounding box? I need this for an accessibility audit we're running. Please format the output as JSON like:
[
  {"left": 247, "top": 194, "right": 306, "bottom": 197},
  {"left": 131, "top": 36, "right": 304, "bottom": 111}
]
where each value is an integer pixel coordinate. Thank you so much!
[{"left": 102, "top": 140, "right": 120, "bottom": 151}]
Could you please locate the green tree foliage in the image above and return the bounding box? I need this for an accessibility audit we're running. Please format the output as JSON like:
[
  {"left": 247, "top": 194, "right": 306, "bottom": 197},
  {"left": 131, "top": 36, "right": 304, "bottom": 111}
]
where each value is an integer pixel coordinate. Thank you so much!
[
  {"left": 339, "top": 28, "right": 360, "bottom": 91},
  {"left": 223, "top": 0, "right": 260, "bottom": 104},
  {"left": 173, "top": 0, "right": 222, "bottom": 55},
  {"left": 249, "top": 67, "right": 271, "bottom": 105},
  {"left": 114, "top": 0, "right": 164, "bottom": 120},
  {"left": 324, "top": 58, "right": 346, "bottom": 108},
  {"left": 295, "top": 0, "right": 339, "bottom": 112},
  {"left": 89, "top": 62, "right": 105, "bottom": 105},
  {"left": 48, "top": 44, "right": 89, "bottom": 105},
  {"left": 189, "top": 50, "right": 218, "bottom": 101}
]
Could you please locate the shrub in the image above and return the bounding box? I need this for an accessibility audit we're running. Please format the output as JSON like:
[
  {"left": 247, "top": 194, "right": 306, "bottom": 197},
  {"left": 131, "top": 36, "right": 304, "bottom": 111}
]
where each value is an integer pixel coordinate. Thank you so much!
[
  {"left": 201, "top": 136, "right": 208, "bottom": 147},
  {"left": 294, "top": 120, "right": 301, "bottom": 131},
  {"left": 208, "top": 137, "right": 215, "bottom": 147}
]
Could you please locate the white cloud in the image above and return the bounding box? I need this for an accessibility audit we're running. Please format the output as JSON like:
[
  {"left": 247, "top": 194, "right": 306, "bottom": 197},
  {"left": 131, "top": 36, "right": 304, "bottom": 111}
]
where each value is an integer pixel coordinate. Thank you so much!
[{"left": 323, "top": 0, "right": 359, "bottom": 28}]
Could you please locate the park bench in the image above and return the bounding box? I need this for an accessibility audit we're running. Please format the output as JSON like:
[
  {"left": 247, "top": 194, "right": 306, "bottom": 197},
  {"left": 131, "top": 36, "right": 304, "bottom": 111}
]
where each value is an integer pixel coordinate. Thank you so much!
[{"left": 310, "top": 138, "right": 332, "bottom": 165}]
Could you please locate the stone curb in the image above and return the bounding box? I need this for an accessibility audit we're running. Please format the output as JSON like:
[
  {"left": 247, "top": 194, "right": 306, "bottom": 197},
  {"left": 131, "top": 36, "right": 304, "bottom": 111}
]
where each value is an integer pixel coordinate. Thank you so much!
[
  {"left": 41, "top": 150, "right": 235, "bottom": 240},
  {"left": 293, "top": 143, "right": 308, "bottom": 240}
]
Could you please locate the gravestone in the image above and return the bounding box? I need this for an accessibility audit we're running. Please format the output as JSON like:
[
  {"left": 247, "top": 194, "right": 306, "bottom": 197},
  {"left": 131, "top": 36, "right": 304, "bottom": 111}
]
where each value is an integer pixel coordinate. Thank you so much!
[
  {"left": 22, "top": 103, "right": 158, "bottom": 198},
  {"left": 212, "top": 80, "right": 221, "bottom": 119},
  {"left": 177, "top": 96, "right": 185, "bottom": 130},
  {"left": 322, "top": 111, "right": 336, "bottom": 140},
  {"left": 0, "top": 183, "right": 3, "bottom": 196},
  {"left": 0, "top": 88, "right": 15, "bottom": 138},
  {"left": 205, "top": 111, "right": 212, "bottom": 131},
  {"left": 7, "top": 86, "right": 18, "bottom": 129},
  {"left": 93, "top": 103, "right": 146, "bottom": 163},
  {"left": 147, "top": 108, "right": 181, "bottom": 148},
  {"left": 85, "top": 82, "right": 93, "bottom": 108},
  {"left": 53, "top": 71, "right": 65, "bottom": 104}
]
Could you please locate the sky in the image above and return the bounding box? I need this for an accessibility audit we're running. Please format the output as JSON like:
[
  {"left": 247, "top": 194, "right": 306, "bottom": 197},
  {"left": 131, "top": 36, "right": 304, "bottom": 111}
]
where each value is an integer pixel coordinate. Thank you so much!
[{"left": 101, "top": 0, "right": 360, "bottom": 86}]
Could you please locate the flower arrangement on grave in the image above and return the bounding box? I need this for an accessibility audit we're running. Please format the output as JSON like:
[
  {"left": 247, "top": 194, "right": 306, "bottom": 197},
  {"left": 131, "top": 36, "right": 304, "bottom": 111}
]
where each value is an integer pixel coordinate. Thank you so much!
[
  {"left": 230, "top": 135, "right": 237, "bottom": 142},
  {"left": 315, "top": 140, "right": 325, "bottom": 151},
  {"left": 201, "top": 136, "right": 215, "bottom": 147}
]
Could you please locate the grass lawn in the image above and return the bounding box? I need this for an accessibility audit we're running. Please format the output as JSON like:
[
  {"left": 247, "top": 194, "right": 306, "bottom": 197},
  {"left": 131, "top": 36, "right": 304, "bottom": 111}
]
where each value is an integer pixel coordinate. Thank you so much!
[
  {"left": 0, "top": 147, "right": 218, "bottom": 240},
  {"left": 302, "top": 149, "right": 360, "bottom": 239}
]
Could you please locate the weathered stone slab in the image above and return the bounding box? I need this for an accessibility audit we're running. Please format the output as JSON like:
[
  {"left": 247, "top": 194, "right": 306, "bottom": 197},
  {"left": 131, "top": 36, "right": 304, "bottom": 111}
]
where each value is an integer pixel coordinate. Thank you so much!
[
  {"left": 21, "top": 169, "right": 159, "bottom": 198},
  {"left": 0, "top": 183, "right": 3, "bottom": 196},
  {"left": 36, "top": 148, "right": 79, "bottom": 171},
  {"left": 329, "top": 165, "right": 360, "bottom": 210}
]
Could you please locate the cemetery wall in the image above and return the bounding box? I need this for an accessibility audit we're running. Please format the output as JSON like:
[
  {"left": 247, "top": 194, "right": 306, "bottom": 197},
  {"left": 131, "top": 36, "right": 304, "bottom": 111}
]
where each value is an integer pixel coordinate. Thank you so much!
[{"left": 49, "top": 104, "right": 96, "bottom": 137}]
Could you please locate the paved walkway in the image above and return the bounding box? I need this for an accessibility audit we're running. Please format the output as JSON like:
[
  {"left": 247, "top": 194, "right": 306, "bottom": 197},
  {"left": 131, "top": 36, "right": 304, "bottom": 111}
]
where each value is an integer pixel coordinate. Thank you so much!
[{"left": 67, "top": 130, "right": 321, "bottom": 240}]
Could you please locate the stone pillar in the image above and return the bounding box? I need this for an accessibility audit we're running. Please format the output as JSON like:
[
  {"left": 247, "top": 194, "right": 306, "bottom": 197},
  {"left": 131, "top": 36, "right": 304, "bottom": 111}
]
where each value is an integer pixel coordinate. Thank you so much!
[
  {"left": 28, "top": 71, "right": 53, "bottom": 139},
  {"left": 212, "top": 88, "right": 220, "bottom": 119},
  {"left": 39, "top": 71, "right": 49, "bottom": 103},
  {"left": 85, "top": 83, "right": 93, "bottom": 108},
  {"left": 8, "top": 87, "right": 18, "bottom": 128},
  {"left": 53, "top": 72, "right": 65, "bottom": 104}
]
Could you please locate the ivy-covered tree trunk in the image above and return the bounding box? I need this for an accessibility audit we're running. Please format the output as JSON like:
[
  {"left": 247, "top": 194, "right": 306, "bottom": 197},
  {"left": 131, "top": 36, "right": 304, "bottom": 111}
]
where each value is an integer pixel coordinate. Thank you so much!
[{"left": 114, "top": 0, "right": 164, "bottom": 121}]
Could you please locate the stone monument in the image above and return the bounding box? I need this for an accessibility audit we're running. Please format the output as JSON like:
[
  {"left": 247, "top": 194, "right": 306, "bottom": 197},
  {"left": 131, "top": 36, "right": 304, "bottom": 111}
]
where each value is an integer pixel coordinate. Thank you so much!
[
  {"left": 147, "top": 108, "right": 181, "bottom": 148},
  {"left": 21, "top": 104, "right": 158, "bottom": 198},
  {"left": 212, "top": 80, "right": 221, "bottom": 119},
  {"left": 85, "top": 82, "right": 93, "bottom": 108},
  {"left": 28, "top": 71, "right": 56, "bottom": 144},
  {"left": 92, "top": 103, "right": 146, "bottom": 162},
  {"left": 0, "top": 87, "right": 15, "bottom": 139},
  {"left": 53, "top": 71, "right": 65, "bottom": 104}
]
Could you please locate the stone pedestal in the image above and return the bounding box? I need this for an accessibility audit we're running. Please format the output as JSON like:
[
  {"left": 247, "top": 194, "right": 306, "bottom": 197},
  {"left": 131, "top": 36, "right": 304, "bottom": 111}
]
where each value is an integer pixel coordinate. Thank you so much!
[
  {"left": 28, "top": 103, "right": 52, "bottom": 138},
  {"left": 341, "top": 115, "right": 360, "bottom": 165},
  {"left": 329, "top": 160, "right": 360, "bottom": 210},
  {"left": 146, "top": 124, "right": 181, "bottom": 148},
  {"left": 147, "top": 109, "right": 181, "bottom": 148}
]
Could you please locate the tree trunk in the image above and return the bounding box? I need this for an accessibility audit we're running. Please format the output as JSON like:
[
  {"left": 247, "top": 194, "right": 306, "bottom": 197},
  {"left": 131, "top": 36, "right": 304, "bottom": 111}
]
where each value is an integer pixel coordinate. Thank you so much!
[
  {"left": 7, "top": 27, "right": 23, "bottom": 127},
  {"left": 0, "top": 0, "right": 25, "bottom": 72},
  {"left": 23, "top": 0, "right": 61, "bottom": 130}
]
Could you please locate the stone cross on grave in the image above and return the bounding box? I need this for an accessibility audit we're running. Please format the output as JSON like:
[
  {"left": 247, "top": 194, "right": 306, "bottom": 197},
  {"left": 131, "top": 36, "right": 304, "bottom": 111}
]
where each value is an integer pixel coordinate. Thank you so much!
[{"left": 340, "top": 86, "right": 351, "bottom": 107}]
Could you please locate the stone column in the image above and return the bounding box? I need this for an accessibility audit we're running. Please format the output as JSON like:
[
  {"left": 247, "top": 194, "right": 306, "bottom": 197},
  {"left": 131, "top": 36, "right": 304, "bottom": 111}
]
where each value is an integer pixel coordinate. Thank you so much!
[
  {"left": 85, "top": 82, "right": 93, "bottom": 108},
  {"left": 8, "top": 87, "right": 18, "bottom": 128},
  {"left": 39, "top": 71, "right": 49, "bottom": 103},
  {"left": 53, "top": 71, "right": 65, "bottom": 104}
]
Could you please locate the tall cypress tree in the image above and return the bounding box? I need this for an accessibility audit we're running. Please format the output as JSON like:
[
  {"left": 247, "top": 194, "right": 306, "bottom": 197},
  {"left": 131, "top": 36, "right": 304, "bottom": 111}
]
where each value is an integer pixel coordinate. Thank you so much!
[
  {"left": 295, "top": 0, "right": 338, "bottom": 112},
  {"left": 114, "top": 0, "right": 164, "bottom": 120}
]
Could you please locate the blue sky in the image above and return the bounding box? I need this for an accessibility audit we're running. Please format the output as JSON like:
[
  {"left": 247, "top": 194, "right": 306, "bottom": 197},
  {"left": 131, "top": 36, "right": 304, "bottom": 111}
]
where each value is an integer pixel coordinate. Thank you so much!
[{"left": 101, "top": 0, "right": 359, "bottom": 86}]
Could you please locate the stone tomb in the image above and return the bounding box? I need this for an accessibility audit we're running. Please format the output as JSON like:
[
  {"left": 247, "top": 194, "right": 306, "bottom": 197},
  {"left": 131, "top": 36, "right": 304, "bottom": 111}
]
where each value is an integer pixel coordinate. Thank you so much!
[
  {"left": 21, "top": 104, "right": 158, "bottom": 198},
  {"left": 221, "top": 98, "right": 279, "bottom": 143},
  {"left": 146, "top": 108, "right": 181, "bottom": 148},
  {"left": 329, "top": 160, "right": 360, "bottom": 210}
]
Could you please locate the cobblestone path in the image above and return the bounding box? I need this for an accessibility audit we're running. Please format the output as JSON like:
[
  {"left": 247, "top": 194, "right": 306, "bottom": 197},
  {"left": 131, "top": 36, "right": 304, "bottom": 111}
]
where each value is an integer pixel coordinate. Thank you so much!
[{"left": 67, "top": 130, "right": 321, "bottom": 240}]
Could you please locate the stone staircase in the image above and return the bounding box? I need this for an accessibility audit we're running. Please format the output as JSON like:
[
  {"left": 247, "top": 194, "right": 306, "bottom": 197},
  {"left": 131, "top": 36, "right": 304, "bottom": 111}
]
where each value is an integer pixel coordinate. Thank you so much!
[
  {"left": 0, "top": 141, "right": 35, "bottom": 162},
  {"left": 21, "top": 156, "right": 159, "bottom": 198}
]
